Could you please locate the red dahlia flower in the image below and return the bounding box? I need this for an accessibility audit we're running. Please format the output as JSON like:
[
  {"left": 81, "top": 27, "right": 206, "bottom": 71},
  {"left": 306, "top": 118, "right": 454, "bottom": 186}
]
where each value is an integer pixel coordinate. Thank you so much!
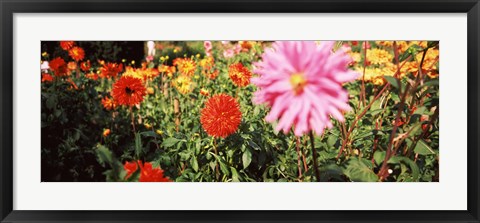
[
  {"left": 124, "top": 160, "right": 171, "bottom": 182},
  {"left": 112, "top": 76, "right": 146, "bottom": 106},
  {"left": 49, "top": 57, "right": 69, "bottom": 77},
  {"left": 200, "top": 94, "right": 242, "bottom": 138},
  {"left": 60, "top": 41, "right": 75, "bottom": 50}
]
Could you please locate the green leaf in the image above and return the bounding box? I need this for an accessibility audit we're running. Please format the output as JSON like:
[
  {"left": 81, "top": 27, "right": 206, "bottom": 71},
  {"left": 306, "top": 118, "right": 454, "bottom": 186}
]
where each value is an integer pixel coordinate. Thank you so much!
[
  {"left": 344, "top": 158, "right": 379, "bottom": 182},
  {"left": 384, "top": 76, "right": 399, "bottom": 89},
  {"left": 162, "top": 137, "right": 180, "bottom": 148},
  {"left": 248, "top": 140, "right": 261, "bottom": 151},
  {"left": 46, "top": 95, "right": 57, "bottom": 109},
  {"left": 195, "top": 139, "right": 201, "bottom": 155},
  {"left": 212, "top": 153, "right": 230, "bottom": 176},
  {"left": 413, "top": 106, "right": 427, "bottom": 115},
  {"left": 319, "top": 164, "right": 344, "bottom": 181},
  {"left": 135, "top": 133, "right": 142, "bottom": 158},
  {"left": 427, "top": 41, "right": 439, "bottom": 48},
  {"left": 390, "top": 93, "right": 400, "bottom": 102},
  {"left": 327, "top": 134, "right": 337, "bottom": 147},
  {"left": 53, "top": 109, "right": 62, "bottom": 117},
  {"left": 140, "top": 131, "right": 158, "bottom": 138},
  {"left": 422, "top": 79, "right": 439, "bottom": 88},
  {"left": 399, "top": 44, "right": 422, "bottom": 61},
  {"left": 219, "top": 160, "right": 230, "bottom": 176},
  {"left": 354, "top": 131, "right": 373, "bottom": 140},
  {"left": 373, "top": 151, "right": 386, "bottom": 166},
  {"left": 388, "top": 156, "right": 420, "bottom": 181},
  {"left": 191, "top": 157, "right": 199, "bottom": 172},
  {"left": 414, "top": 139, "right": 436, "bottom": 155},
  {"left": 368, "top": 109, "right": 383, "bottom": 116},
  {"left": 231, "top": 167, "right": 240, "bottom": 182},
  {"left": 242, "top": 149, "right": 252, "bottom": 169},
  {"left": 95, "top": 145, "right": 113, "bottom": 166}
]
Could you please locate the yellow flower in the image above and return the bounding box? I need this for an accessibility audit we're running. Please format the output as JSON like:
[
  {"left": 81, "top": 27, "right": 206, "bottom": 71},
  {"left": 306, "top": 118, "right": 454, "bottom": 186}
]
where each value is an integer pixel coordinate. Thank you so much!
[
  {"left": 200, "top": 88, "right": 209, "bottom": 96},
  {"left": 173, "top": 75, "right": 194, "bottom": 94},
  {"left": 123, "top": 66, "right": 160, "bottom": 81},
  {"left": 396, "top": 41, "right": 410, "bottom": 53},
  {"left": 367, "top": 49, "right": 393, "bottom": 66},
  {"left": 131, "top": 60, "right": 135, "bottom": 65},
  {"left": 375, "top": 41, "right": 394, "bottom": 47},
  {"left": 200, "top": 56, "right": 215, "bottom": 70},
  {"left": 156, "top": 130, "right": 163, "bottom": 135},
  {"left": 404, "top": 48, "right": 439, "bottom": 78},
  {"left": 349, "top": 52, "right": 362, "bottom": 65},
  {"left": 146, "top": 87, "right": 154, "bottom": 95},
  {"left": 122, "top": 67, "right": 143, "bottom": 80},
  {"left": 358, "top": 66, "right": 396, "bottom": 86},
  {"left": 122, "top": 59, "right": 126, "bottom": 63}
]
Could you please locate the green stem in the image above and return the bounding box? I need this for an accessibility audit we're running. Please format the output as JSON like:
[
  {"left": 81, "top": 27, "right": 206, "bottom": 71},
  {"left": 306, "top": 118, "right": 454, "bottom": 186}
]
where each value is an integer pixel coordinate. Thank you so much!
[
  {"left": 213, "top": 137, "right": 219, "bottom": 181},
  {"left": 129, "top": 106, "right": 136, "bottom": 135},
  {"left": 309, "top": 131, "right": 320, "bottom": 182}
]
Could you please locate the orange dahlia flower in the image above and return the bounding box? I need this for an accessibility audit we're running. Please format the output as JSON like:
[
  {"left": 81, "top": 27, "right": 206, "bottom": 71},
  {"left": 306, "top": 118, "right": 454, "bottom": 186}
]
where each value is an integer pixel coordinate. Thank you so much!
[
  {"left": 101, "top": 96, "right": 117, "bottom": 110},
  {"left": 158, "top": 65, "right": 176, "bottom": 78},
  {"left": 173, "top": 58, "right": 196, "bottom": 77},
  {"left": 200, "top": 94, "right": 242, "bottom": 138},
  {"left": 228, "top": 63, "right": 251, "bottom": 87},
  {"left": 67, "top": 62, "right": 77, "bottom": 71},
  {"left": 68, "top": 46, "right": 85, "bottom": 61},
  {"left": 200, "top": 56, "right": 215, "bottom": 70},
  {"left": 99, "top": 62, "right": 123, "bottom": 79},
  {"left": 112, "top": 76, "right": 146, "bottom": 106}
]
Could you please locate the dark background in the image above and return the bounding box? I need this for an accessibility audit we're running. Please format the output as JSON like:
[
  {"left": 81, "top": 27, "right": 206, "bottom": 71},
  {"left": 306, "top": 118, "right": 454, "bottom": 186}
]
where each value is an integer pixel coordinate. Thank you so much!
[{"left": 41, "top": 41, "right": 145, "bottom": 65}]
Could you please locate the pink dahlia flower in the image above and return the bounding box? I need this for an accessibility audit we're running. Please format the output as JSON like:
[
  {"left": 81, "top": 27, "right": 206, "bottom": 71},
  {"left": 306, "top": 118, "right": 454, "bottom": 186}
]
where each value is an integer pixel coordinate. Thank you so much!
[
  {"left": 204, "top": 41, "right": 212, "bottom": 51},
  {"left": 146, "top": 55, "right": 154, "bottom": 62},
  {"left": 251, "top": 41, "right": 359, "bottom": 136},
  {"left": 223, "top": 49, "right": 234, "bottom": 58},
  {"left": 234, "top": 43, "right": 242, "bottom": 54}
]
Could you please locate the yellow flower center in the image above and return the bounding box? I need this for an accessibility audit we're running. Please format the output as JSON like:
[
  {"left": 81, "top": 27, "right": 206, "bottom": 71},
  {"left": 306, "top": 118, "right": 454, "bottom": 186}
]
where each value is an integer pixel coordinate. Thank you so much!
[{"left": 290, "top": 73, "right": 307, "bottom": 95}]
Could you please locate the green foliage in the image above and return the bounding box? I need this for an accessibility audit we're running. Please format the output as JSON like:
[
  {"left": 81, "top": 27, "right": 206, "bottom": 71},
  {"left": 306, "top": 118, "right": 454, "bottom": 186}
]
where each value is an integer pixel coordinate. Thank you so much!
[{"left": 344, "top": 158, "right": 378, "bottom": 182}]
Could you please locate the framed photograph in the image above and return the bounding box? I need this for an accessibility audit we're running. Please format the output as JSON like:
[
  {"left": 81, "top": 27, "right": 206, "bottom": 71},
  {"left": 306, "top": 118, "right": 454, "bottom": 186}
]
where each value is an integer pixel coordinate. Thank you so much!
[{"left": 1, "top": 0, "right": 479, "bottom": 222}]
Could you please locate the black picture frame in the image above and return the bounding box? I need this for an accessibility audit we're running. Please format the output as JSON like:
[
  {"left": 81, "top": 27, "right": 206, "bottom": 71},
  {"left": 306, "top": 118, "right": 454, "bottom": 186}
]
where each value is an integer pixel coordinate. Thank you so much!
[{"left": 1, "top": 0, "right": 479, "bottom": 222}]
